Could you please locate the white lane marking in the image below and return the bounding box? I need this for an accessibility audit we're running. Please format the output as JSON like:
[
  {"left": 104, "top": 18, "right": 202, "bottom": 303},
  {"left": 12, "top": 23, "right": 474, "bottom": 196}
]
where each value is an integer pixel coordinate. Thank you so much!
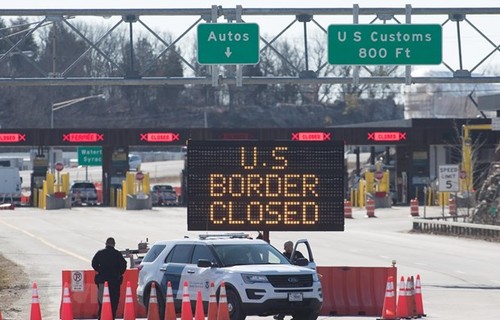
[
  {"left": 415, "top": 262, "right": 428, "bottom": 266},
  {"left": 0, "top": 218, "right": 90, "bottom": 263}
]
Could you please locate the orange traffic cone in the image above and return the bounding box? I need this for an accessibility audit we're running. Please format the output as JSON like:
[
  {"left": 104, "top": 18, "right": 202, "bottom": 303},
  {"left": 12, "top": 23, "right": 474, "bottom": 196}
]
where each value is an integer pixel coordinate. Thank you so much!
[
  {"left": 181, "top": 280, "right": 193, "bottom": 320},
  {"left": 30, "top": 282, "right": 42, "bottom": 320},
  {"left": 366, "top": 198, "right": 376, "bottom": 218},
  {"left": 379, "top": 276, "right": 396, "bottom": 319},
  {"left": 216, "top": 282, "right": 230, "bottom": 320},
  {"left": 164, "top": 281, "right": 176, "bottom": 320},
  {"left": 194, "top": 290, "right": 205, "bottom": 320},
  {"left": 410, "top": 198, "right": 419, "bottom": 217},
  {"left": 415, "top": 274, "right": 426, "bottom": 317},
  {"left": 344, "top": 200, "right": 353, "bottom": 219},
  {"left": 123, "top": 281, "right": 136, "bottom": 320},
  {"left": 406, "top": 276, "right": 417, "bottom": 318},
  {"left": 147, "top": 282, "right": 160, "bottom": 320},
  {"left": 100, "top": 282, "right": 113, "bottom": 320},
  {"left": 396, "top": 276, "right": 408, "bottom": 319},
  {"left": 207, "top": 282, "right": 217, "bottom": 320},
  {"left": 60, "top": 282, "right": 74, "bottom": 320}
]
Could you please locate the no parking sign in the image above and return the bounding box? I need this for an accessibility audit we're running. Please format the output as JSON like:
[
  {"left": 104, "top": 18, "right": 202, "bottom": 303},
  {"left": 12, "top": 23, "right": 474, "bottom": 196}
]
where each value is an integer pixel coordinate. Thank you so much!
[{"left": 71, "top": 271, "right": 85, "bottom": 292}]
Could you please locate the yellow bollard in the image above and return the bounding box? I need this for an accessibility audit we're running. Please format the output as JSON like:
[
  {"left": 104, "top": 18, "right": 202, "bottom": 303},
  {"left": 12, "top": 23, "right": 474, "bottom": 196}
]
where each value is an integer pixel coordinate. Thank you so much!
[
  {"left": 358, "top": 179, "right": 366, "bottom": 208},
  {"left": 42, "top": 181, "right": 48, "bottom": 209},
  {"left": 116, "top": 189, "right": 122, "bottom": 208},
  {"left": 122, "top": 180, "right": 128, "bottom": 208},
  {"left": 110, "top": 188, "right": 115, "bottom": 207},
  {"left": 61, "top": 173, "right": 70, "bottom": 194}
]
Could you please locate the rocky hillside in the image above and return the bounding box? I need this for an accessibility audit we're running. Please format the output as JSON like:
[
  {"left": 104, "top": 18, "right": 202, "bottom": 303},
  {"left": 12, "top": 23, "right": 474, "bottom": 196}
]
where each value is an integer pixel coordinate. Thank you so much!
[
  {"left": 471, "top": 162, "right": 500, "bottom": 225},
  {"left": 42, "top": 99, "right": 403, "bottom": 128}
]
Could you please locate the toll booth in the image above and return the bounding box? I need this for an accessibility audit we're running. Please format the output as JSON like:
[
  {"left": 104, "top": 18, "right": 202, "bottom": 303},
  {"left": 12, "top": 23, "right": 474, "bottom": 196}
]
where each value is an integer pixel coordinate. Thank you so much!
[
  {"left": 30, "top": 155, "right": 49, "bottom": 207},
  {"left": 102, "top": 146, "right": 129, "bottom": 206}
]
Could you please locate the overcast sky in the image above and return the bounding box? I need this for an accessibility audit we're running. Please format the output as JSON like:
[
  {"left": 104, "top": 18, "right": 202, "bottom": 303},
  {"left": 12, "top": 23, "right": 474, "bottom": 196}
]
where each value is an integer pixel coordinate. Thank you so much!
[
  {"left": 4, "top": 1, "right": 500, "bottom": 9},
  {"left": 3, "top": 1, "right": 500, "bottom": 73}
]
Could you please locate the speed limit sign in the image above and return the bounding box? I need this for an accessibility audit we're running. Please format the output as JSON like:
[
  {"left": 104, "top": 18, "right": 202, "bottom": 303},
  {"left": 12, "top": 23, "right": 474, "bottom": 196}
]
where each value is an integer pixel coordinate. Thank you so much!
[{"left": 438, "top": 165, "right": 459, "bottom": 192}]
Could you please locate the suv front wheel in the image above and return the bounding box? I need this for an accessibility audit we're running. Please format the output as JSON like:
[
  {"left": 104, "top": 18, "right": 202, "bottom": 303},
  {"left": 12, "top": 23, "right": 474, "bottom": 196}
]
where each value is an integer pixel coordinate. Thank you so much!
[{"left": 226, "top": 288, "right": 246, "bottom": 320}]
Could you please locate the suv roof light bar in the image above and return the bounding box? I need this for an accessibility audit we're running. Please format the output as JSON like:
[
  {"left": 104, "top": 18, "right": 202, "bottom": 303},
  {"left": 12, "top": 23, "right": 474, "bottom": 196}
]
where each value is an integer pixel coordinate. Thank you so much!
[{"left": 198, "top": 232, "right": 250, "bottom": 240}]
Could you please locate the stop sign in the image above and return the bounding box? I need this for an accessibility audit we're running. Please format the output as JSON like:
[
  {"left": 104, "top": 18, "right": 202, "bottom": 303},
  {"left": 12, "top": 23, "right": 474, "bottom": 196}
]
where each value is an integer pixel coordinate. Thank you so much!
[
  {"left": 460, "top": 170, "right": 467, "bottom": 179},
  {"left": 136, "top": 171, "right": 144, "bottom": 181},
  {"left": 55, "top": 162, "right": 64, "bottom": 172},
  {"left": 374, "top": 171, "right": 384, "bottom": 180}
]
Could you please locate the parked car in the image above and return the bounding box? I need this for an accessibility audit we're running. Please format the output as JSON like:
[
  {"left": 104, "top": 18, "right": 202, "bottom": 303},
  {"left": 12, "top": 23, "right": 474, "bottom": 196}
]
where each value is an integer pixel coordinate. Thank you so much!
[
  {"left": 137, "top": 234, "right": 322, "bottom": 320},
  {"left": 151, "top": 184, "right": 177, "bottom": 206},
  {"left": 70, "top": 181, "right": 98, "bottom": 206},
  {"left": 128, "top": 154, "right": 142, "bottom": 171}
]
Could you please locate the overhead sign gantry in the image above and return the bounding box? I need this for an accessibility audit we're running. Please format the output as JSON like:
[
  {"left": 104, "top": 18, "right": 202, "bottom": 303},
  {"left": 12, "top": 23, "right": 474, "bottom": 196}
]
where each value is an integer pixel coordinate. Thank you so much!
[{"left": 0, "top": 6, "right": 498, "bottom": 86}]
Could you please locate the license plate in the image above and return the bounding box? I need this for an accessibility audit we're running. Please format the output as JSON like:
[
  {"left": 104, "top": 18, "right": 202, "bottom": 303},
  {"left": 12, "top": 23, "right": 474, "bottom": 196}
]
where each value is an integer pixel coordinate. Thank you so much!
[
  {"left": 288, "top": 292, "right": 303, "bottom": 302},
  {"left": 137, "top": 193, "right": 147, "bottom": 199}
]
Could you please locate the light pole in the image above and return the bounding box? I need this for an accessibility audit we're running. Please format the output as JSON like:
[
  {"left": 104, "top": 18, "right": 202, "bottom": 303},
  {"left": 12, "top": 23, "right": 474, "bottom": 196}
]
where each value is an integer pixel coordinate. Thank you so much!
[
  {"left": 51, "top": 93, "right": 105, "bottom": 129},
  {"left": 50, "top": 93, "right": 106, "bottom": 173}
]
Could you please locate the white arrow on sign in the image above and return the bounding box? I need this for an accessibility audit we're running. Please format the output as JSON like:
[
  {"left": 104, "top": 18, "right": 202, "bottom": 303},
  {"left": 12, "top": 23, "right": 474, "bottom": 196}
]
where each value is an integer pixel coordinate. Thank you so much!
[{"left": 225, "top": 47, "right": 232, "bottom": 58}]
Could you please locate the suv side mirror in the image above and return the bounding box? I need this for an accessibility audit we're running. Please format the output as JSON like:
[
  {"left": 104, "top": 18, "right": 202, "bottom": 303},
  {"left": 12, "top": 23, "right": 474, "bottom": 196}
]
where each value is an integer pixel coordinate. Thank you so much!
[
  {"left": 197, "top": 259, "right": 212, "bottom": 268},
  {"left": 294, "top": 257, "right": 309, "bottom": 266}
]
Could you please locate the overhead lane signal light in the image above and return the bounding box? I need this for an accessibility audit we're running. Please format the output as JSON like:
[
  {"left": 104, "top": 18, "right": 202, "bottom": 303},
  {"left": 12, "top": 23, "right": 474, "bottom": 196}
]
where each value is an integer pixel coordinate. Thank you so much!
[
  {"left": 0, "top": 133, "right": 26, "bottom": 143},
  {"left": 291, "top": 132, "right": 331, "bottom": 141},
  {"left": 62, "top": 132, "right": 104, "bottom": 143},
  {"left": 367, "top": 131, "right": 406, "bottom": 142},
  {"left": 139, "top": 132, "right": 180, "bottom": 142}
]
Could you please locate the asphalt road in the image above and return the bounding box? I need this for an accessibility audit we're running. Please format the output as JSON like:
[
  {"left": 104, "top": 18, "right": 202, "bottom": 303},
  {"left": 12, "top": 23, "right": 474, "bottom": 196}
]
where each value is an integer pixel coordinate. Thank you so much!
[{"left": 0, "top": 206, "right": 499, "bottom": 319}]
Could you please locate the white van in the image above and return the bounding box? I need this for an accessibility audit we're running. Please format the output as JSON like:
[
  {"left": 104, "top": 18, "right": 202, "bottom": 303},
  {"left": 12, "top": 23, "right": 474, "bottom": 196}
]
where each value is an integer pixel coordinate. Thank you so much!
[{"left": 128, "top": 154, "right": 141, "bottom": 171}]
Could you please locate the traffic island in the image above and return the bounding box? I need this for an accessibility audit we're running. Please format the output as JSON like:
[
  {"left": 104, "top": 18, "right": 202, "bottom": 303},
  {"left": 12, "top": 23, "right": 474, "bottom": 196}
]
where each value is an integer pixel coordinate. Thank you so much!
[
  {"left": 126, "top": 194, "right": 152, "bottom": 210},
  {"left": 46, "top": 192, "right": 71, "bottom": 210},
  {"left": 373, "top": 191, "right": 392, "bottom": 208}
]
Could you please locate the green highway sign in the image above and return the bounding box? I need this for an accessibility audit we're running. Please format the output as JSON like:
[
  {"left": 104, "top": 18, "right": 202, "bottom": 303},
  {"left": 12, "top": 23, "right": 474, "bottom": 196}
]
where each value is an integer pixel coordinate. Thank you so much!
[
  {"left": 197, "top": 23, "right": 259, "bottom": 65},
  {"left": 78, "top": 146, "right": 102, "bottom": 166},
  {"left": 328, "top": 24, "right": 442, "bottom": 65}
]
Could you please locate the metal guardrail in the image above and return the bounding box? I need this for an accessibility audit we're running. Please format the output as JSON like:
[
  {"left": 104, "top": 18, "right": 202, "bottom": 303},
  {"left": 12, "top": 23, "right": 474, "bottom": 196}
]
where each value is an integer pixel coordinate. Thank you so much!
[{"left": 412, "top": 216, "right": 500, "bottom": 241}]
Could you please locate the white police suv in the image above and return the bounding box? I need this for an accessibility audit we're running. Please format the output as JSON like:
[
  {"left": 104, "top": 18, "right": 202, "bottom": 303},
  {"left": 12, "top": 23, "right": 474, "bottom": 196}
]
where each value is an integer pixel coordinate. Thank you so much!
[{"left": 137, "top": 234, "right": 322, "bottom": 320}]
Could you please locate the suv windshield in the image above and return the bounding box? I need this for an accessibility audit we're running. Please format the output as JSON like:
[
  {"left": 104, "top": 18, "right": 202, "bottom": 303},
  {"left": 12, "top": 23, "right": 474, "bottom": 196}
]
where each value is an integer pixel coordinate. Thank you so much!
[
  {"left": 212, "top": 243, "right": 289, "bottom": 266},
  {"left": 71, "top": 182, "right": 96, "bottom": 189},
  {"left": 152, "top": 185, "right": 174, "bottom": 192}
]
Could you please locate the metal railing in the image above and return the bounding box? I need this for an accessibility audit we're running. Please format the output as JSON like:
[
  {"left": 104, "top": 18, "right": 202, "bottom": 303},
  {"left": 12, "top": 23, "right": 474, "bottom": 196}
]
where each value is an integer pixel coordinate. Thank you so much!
[{"left": 412, "top": 216, "right": 500, "bottom": 241}]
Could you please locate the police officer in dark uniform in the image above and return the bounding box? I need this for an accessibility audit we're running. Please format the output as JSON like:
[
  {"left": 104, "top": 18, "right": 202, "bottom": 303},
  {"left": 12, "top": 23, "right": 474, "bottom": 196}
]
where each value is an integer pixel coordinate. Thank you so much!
[
  {"left": 274, "top": 241, "right": 306, "bottom": 320},
  {"left": 283, "top": 240, "right": 304, "bottom": 263},
  {"left": 92, "top": 237, "right": 127, "bottom": 320}
]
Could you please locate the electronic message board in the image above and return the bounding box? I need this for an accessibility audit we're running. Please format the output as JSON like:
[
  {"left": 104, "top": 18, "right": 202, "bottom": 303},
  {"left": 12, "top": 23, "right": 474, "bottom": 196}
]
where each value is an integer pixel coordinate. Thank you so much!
[{"left": 187, "top": 140, "right": 345, "bottom": 231}]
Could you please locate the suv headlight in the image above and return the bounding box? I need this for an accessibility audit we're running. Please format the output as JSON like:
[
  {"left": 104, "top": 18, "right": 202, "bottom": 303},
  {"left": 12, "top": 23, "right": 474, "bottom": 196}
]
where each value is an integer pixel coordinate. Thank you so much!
[
  {"left": 242, "top": 274, "right": 269, "bottom": 284},
  {"left": 312, "top": 272, "right": 320, "bottom": 282}
]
